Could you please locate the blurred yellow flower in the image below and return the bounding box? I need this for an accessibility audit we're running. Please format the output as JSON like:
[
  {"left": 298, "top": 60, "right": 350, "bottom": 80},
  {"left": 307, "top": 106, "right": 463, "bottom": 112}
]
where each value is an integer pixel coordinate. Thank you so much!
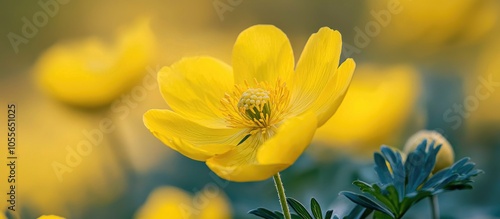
[
  {"left": 0, "top": 92, "right": 125, "bottom": 215},
  {"left": 313, "top": 64, "right": 420, "bottom": 158},
  {"left": 467, "top": 39, "right": 500, "bottom": 131},
  {"left": 38, "top": 216, "right": 65, "bottom": 219},
  {"left": 134, "top": 186, "right": 231, "bottom": 219},
  {"left": 144, "top": 25, "right": 355, "bottom": 182},
  {"left": 367, "top": 0, "right": 498, "bottom": 56},
  {"left": 34, "top": 18, "right": 156, "bottom": 108},
  {"left": 403, "top": 130, "right": 455, "bottom": 173}
]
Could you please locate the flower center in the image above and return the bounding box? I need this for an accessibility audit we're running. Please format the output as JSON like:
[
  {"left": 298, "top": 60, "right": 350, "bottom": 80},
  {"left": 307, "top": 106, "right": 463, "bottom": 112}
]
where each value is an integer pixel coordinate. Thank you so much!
[
  {"left": 221, "top": 79, "right": 290, "bottom": 139},
  {"left": 237, "top": 88, "right": 271, "bottom": 123}
]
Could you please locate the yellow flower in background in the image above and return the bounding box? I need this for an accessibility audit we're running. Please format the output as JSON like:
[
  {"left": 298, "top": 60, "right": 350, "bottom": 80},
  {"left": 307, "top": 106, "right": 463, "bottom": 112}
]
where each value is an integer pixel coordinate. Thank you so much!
[
  {"left": 134, "top": 186, "right": 231, "bottom": 219},
  {"left": 367, "top": 0, "right": 498, "bottom": 56},
  {"left": 0, "top": 92, "right": 125, "bottom": 215},
  {"left": 467, "top": 39, "right": 500, "bottom": 131},
  {"left": 144, "top": 25, "right": 355, "bottom": 182},
  {"left": 34, "top": 18, "right": 156, "bottom": 108},
  {"left": 38, "top": 216, "right": 65, "bottom": 219},
  {"left": 313, "top": 64, "right": 420, "bottom": 158},
  {"left": 403, "top": 130, "right": 455, "bottom": 173}
]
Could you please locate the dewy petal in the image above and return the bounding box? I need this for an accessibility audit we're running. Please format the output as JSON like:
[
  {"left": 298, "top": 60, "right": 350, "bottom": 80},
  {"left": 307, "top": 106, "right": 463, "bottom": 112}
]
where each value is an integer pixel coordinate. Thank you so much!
[
  {"left": 307, "top": 58, "right": 356, "bottom": 127},
  {"left": 257, "top": 112, "right": 317, "bottom": 165},
  {"left": 206, "top": 136, "right": 288, "bottom": 182},
  {"left": 143, "top": 109, "right": 246, "bottom": 161},
  {"left": 158, "top": 56, "right": 234, "bottom": 128},
  {"left": 290, "top": 27, "right": 342, "bottom": 116},
  {"left": 232, "top": 25, "right": 294, "bottom": 85},
  {"left": 206, "top": 112, "right": 317, "bottom": 182}
]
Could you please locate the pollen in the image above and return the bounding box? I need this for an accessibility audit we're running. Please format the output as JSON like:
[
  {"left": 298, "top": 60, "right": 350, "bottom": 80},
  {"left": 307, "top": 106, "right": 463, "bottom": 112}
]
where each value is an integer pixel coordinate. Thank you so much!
[
  {"left": 237, "top": 88, "right": 271, "bottom": 120},
  {"left": 220, "top": 79, "right": 290, "bottom": 139}
]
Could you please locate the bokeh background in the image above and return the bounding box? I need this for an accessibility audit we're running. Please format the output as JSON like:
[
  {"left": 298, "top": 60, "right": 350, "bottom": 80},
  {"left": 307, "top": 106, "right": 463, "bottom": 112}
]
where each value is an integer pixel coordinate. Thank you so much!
[{"left": 1, "top": 0, "right": 500, "bottom": 218}]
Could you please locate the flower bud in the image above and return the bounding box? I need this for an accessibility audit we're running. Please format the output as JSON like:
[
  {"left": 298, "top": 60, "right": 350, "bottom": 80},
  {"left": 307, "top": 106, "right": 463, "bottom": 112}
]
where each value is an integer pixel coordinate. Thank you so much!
[{"left": 403, "top": 130, "right": 455, "bottom": 173}]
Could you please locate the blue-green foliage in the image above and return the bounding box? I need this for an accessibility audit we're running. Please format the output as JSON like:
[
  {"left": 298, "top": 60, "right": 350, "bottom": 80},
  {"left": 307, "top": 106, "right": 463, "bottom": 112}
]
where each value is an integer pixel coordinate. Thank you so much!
[
  {"left": 249, "top": 197, "right": 340, "bottom": 219},
  {"left": 340, "top": 140, "right": 483, "bottom": 219}
]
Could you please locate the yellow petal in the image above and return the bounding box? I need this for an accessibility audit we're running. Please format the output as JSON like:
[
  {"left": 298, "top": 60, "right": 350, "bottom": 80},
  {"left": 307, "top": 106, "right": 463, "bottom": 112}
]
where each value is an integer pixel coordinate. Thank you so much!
[
  {"left": 232, "top": 25, "right": 294, "bottom": 85},
  {"left": 37, "top": 216, "right": 65, "bottom": 219},
  {"left": 36, "top": 38, "right": 119, "bottom": 107},
  {"left": 134, "top": 186, "right": 193, "bottom": 219},
  {"left": 304, "top": 58, "right": 356, "bottom": 127},
  {"left": 197, "top": 187, "right": 232, "bottom": 219},
  {"left": 143, "top": 109, "right": 246, "bottom": 161},
  {"left": 117, "top": 17, "right": 156, "bottom": 67},
  {"left": 313, "top": 64, "right": 419, "bottom": 158},
  {"left": 206, "top": 136, "right": 287, "bottom": 182},
  {"left": 291, "top": 27, "right": 342, "bottom": 114},
  {"left": 206, "top": 112, "right": 317, "bottom": 182},
  {"left": 158, "top": 56, "right": 234, "bottom": 128},
  {"left": 207, "top": 158, "right": 287, "bottom": 182},
  {"left": 257, "top": 112, "right": 317, "bottom": 165},
  {"left": 35, "top": 18, "right": 155, "bottom": 108},
  {"left": 135, "top": 186, "right": 232, "bottom": 219}
]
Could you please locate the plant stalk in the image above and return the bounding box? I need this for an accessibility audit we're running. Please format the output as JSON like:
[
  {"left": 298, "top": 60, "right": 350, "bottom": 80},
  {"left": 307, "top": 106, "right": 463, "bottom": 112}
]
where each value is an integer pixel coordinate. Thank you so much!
[
  {"left": 430, "top": 195, "right": 440, "bottom": 219},
  {"left": 273, "top": 173, "right": 291, "bottom": 219}
]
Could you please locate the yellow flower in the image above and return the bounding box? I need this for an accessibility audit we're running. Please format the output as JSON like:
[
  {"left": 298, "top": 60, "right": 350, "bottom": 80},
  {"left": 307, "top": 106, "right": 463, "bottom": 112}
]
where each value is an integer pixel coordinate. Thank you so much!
[
  {"left": 403, "top": 130, "right": 455, "bottom": 173},
  {"left": 467, "top": 39, "right": 500, "bottom": 130},
  {"left": 0, "top": 94, "right": 125, "bottom": 215},
  {"left": 144, "top": 25, "right": 355, "bottom": 182},
  {"left": 38, "top": 216, "right": 65, "bottom": 219},
  {"left": 134, "top": 186, "right": 231, "bottom": 219},
  {"left": 313, "top": 64, "right": 420, "bottom": 158},
  {"left": 34, "top": 18, "right": 155, "bottom": 108}
]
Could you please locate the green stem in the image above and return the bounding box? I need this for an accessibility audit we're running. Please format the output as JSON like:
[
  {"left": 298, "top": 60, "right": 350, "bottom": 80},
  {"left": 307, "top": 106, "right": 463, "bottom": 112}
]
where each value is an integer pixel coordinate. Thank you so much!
[
  {"left": 273, "top": 173, "right": 291, "bottom": 219},
  {"left": 430, "top": 195, "right": 439, "bottom": 219}
]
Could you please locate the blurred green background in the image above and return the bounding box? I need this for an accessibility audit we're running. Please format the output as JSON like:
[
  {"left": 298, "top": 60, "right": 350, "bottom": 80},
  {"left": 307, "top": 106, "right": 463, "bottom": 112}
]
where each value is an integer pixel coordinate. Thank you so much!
[{"left": 1, "top": 0, "right": 500, "bottom": 218}]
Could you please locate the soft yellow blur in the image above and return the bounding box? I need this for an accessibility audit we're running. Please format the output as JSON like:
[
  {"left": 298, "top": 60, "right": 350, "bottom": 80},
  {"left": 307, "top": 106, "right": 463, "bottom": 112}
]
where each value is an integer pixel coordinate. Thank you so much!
[
  {"left": 34, "top": 17, "right": 156, "bottom": 108},
  {"left": 403, "top": 130, "right": 455, "bottom": 173},
  {"left": 0, "top": 91, "right": 125, "bottom": 215},
  {"left": 368, "top": 0, "right": 498, "bottom": 56},
  {"left": 467, "top": 39, "right": 500, "bottom": 130},
  {"left": 134, "top": 186, "right": 232, "bottom": 219},
  {"left": 38, "top": 215, "right": 66, "bottom": 219},
  {"left": 313, "top": 64, "right": 420, "bottom": 158}
]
